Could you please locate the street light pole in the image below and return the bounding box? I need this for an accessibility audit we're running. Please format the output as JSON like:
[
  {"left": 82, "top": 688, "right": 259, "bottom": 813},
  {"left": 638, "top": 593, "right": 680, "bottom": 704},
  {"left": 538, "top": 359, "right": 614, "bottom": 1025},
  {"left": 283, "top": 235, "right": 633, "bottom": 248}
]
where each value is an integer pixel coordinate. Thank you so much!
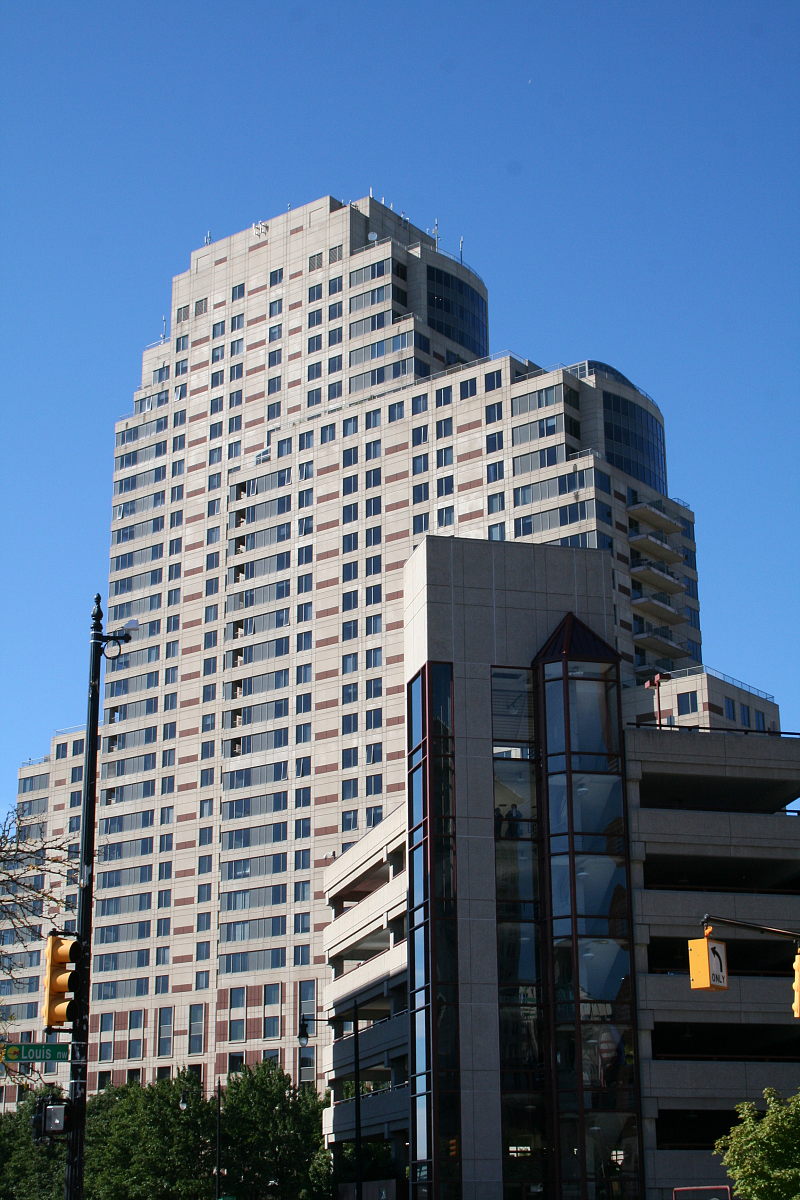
[
  {"left": 299, "top": 1006, "right": 362, "bottom": 1200},
  {"left": 215, "top": 1078, "right": 221, "bottom": 1200},
  {"left": 352, "top": 999, "right": 362, "bottom": 1200},
  {"left": 64, "top": 596, "right": 132, "bottom": 1200}
]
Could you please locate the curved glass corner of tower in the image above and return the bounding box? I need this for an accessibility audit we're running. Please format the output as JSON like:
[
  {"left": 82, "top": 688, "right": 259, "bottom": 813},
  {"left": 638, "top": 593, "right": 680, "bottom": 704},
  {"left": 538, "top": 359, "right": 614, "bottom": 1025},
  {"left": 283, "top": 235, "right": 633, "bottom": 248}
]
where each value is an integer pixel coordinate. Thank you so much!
[{"left": 426, "top": 261, "right": 489, "bottom": 361}]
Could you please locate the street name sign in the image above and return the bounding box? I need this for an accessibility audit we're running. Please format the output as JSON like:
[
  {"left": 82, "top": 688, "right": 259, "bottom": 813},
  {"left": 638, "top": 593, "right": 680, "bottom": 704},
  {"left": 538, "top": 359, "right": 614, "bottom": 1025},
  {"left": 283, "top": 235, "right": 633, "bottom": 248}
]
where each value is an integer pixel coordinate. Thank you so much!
[{"left": 0, "top": 1042, "right": 70, "bottom": 1063}]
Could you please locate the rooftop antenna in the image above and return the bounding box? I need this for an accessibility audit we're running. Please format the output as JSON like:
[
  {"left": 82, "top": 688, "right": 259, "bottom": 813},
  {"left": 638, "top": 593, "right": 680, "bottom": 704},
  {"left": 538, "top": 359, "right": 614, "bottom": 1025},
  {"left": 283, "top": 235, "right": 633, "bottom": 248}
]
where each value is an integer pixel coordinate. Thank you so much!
[
  {"left": 369, "top": 186, "right": 374, "bottom": 198},
  {"left": 433, "top": 218, "right": 440, "bottom": 250},
  {"left": 160, "top": 315, "right": 167, "bottom": 343},
  {"left": 203, "top": 231, "right": 212, "bottom": 246},
  {"left": 459, "top": 236, "right": 464, "bottom": 263}
]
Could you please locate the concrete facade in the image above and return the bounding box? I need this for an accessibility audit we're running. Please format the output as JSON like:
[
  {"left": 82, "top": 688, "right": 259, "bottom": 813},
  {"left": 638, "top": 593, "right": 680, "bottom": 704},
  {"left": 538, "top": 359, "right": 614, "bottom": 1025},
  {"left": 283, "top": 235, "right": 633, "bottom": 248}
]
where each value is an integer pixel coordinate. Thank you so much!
[{"left": 321, "top": 537, "right": 800, "bottom": 1200}]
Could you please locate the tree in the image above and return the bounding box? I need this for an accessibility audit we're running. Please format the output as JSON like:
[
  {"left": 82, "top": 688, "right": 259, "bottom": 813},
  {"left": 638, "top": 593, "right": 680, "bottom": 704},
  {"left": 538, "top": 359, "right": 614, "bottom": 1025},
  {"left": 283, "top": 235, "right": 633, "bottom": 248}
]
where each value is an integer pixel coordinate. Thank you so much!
[
  {"left": 0, "top": 1068, "right": 332, "bottom": 1200},
  {"left": 0, "top": 808, "right": 70, "bottom": 980},
  {"left": 84, "top": 1071, "right": 215, "bottom": 1200},
  {"left": 715, "top": 1087, "right": 800, "bottom": 1200},
  {"left": 220, "top": 1060, "right": 330, "bottom": 1200},
  {"left": 0, "top": 806, "right": 72, "bottom": 1089},
  {"left": 0, "top": 1087, "right": 65, "bottom": 1200}
]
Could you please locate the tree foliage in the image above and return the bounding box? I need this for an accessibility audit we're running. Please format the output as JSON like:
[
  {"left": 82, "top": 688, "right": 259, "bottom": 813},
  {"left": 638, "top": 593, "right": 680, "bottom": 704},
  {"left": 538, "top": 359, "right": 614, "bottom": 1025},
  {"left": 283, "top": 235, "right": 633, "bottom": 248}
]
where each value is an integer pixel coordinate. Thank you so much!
[
  {"left": 221, "top": 1060, "right": 330, "bottom": 1200},
  {"left": 85, "top": 1070, "right": 215, "bottom": 1200},
  {"left": 0, "top": 1064, "right": 332, "bottom": 1200},
  {"left": 0, "top": 1088, "right": 65, "bottom": 1200},
  {"left": 715, "top": 1087, "right": 800, "bottom": 1200}
]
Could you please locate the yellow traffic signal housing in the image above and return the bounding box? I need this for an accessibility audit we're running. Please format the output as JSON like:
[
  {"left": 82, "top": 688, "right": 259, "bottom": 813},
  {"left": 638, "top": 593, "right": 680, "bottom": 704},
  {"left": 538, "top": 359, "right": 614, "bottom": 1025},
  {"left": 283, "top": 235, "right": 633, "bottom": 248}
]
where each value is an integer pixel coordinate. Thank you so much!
[
  {"left": 688, "top": 937, "right": 728, "bottom": 990},
  {"left": 792, "top": 951, "right": 800, "bottom": 1019},
  {"left": 42, "top": 933, "right": 81, "bottom": 1028}
]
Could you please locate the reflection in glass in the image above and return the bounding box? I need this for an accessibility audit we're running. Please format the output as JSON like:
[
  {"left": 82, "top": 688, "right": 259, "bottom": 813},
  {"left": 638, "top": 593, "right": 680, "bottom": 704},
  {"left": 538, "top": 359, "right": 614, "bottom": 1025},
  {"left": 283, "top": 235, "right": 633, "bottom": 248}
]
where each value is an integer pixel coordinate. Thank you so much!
[
  {"left": 567, "top": 679, "right": 619, "bottom": 756},
  {"left": 434, "top": 999, "right": 460, "bottom": 1073},
  {"left": 429, "top": 662, "right": 452, "bottom": 739},
  {"left": 501, "top": 1094, "right": 546, "bottom": 1184},
  {"left": 568, "top": 662, "right": 616, "bottom": 681},
  {"left": 556, "top": 1027, "right": 578, "bottom": 1091},
  {"left": 498, "top": 1004, "right": 541, "bottom": 1073},
  {"left": 584, "top": 1112, "right": 639, "bottom": 1181},
  {"left": 551, "top": 855, "right": 572, "bottom": 916},
  {"left": 574, "top": 856, "right": 627, "bottom": 922},
  {"left": 577, "top": 939, "right": 630, "bottom": 1008},
  {"left": 411, "top": 844, "right": 426, "bottom": 908},
  {"left": 546, "top": 680, "right": 566, "bottom": 754},
  {"left": 414, "top": 1095, "right": 429, "bottom": 1161},
  {"left": 410, "top": 766, "right": 424, "bottom": 829},
  {"left": 431, "top": 758, "right": 454, "bottom": 819},
  {"left": 414, "top": 1008, "right": 428, "bottom": 1075},
  {"left": 409, "top": 674, "right": 423, "bottom": 751},
  {"left": 559, "top": 1116, "right": 581, "bottom": 1181},
  {"left": 431, "top": 837, "right": 456, "bottom": 902},
  {"left": 580, "top": 1024, "right": 634, "bottom": 1092},
  {"left": 571, "top": 775, "right": 622, "bottom": 833},
  {"left": 495, "top": 838, "right": 536, "bottom": 913},
  {"left": 412, "top": 925, "right": 427, "bottom": 990},
  {"left": 490, "top": 667, "right": 535, "bottom": 744},
  {"left": 497, "top": 922, "right": 538, "bottom": 985}
]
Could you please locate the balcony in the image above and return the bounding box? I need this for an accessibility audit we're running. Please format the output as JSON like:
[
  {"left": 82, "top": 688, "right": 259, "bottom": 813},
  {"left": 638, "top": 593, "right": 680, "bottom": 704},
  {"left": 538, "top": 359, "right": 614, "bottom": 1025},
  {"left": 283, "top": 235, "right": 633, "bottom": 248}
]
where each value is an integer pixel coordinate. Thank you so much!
[
  {"left": 325, "top": 872, "right": 407, "bottom": 962},
  {"left": 327, "top": 942, "right": 408, "bottom": 1012},
  {"left": 633, "top": 622, "right": 685, "bottom": 657},
  {"left": 629, "top": 531, "right": 684, "bottom": 564},
  {"left": 630, "top": 559, "right": 684, "bottom": 593},
  {"left": 631, "top": 592, "right": 684, "bottom": 626},
  {"left": 627, "top": 499, "right": 684, "bottom": 535},
  {"left": 325, "top": 1083, "right": 410, "bottom": 1141},
  {"left": 325, "top": 1011, "right": 409, "bottom": 1080}
]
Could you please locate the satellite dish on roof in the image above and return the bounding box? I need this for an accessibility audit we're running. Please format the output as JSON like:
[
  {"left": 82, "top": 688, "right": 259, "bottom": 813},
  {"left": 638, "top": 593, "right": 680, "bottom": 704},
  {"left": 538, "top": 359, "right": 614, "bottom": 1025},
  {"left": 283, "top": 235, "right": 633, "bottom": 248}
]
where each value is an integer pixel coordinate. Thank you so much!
[{"left": 367, "top": 232, "right": 378, "bottom": 242}]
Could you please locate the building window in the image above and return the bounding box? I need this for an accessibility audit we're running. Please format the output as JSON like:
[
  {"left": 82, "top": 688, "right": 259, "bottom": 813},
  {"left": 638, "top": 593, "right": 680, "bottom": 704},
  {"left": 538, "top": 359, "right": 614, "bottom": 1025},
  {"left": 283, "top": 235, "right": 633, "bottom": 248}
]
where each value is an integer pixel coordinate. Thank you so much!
[
  {"left": 157, "top": 1007, "right": 173, "bottom": 1056},
  {"left": 677, "top": 691, "right": 698, "bottom": 716}
]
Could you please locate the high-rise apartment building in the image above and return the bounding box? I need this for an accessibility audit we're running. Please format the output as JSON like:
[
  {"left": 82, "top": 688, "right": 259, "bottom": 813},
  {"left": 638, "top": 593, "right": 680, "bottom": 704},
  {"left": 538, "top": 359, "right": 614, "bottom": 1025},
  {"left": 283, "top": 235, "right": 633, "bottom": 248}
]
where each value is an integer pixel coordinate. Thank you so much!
[{"left": 11, "top": 194, "right": 798, "bottom": 1199}]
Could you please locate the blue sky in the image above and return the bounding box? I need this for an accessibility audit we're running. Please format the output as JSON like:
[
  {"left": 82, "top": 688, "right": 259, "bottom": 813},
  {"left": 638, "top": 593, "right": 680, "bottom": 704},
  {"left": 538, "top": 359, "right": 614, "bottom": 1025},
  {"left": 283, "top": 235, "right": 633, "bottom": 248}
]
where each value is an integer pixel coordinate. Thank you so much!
[{"left": 2, "top": 0, "right": 798, "bottom": 797}]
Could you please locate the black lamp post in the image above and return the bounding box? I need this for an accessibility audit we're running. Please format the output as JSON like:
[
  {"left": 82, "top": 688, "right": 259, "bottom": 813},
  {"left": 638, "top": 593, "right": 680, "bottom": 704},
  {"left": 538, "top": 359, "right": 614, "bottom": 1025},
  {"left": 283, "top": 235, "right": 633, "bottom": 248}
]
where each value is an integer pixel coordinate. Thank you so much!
[
  {"left": 65, "top": 596, "right": 134, "bottom": 1200},
  {"left": 299, "top": 1004, "right": 362, "bottom": 1200}
]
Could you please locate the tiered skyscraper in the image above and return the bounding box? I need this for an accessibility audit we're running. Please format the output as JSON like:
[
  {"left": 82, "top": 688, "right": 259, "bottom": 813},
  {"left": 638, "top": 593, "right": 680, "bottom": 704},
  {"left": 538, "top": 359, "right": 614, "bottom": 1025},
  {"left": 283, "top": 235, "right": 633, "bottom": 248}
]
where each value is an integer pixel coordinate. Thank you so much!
[{"left": 14, "top": 195, "right": 798, "bottom": 1200}]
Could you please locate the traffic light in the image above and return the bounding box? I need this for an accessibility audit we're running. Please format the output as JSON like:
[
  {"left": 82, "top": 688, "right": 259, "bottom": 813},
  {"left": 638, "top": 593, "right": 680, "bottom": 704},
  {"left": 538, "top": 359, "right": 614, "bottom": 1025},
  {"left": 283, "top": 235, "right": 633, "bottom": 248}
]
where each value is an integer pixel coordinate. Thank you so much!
[
  {"left": 42, "top": 933, "right": 81, "bottom": 1028},
  {"left": 793, "top": 951, "right": 800, "bottom": 1019},
  {"left": 31, "top": 1099, "right": 47, "bottom": 1144}
]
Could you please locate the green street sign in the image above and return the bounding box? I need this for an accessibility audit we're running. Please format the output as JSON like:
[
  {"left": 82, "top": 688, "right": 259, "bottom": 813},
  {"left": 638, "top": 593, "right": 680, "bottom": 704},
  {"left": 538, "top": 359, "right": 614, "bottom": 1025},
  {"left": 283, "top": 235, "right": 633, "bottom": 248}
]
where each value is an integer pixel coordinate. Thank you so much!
[{"left": 0, "top": 1043, "right": 69, "bottom": 1064}]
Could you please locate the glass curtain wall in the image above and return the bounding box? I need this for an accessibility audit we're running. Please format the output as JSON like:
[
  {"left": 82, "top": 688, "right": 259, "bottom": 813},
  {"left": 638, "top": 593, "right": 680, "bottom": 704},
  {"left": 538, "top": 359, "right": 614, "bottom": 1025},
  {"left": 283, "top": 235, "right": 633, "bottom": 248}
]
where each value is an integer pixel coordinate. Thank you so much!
[
  {"left": 407, "top": 663, "right": 460, "bottom": 1200},
  {"left": 535, "top": 627, "right": 642, "bottom": 1199},
  {"left": 491, "top": 668, "right": 546, "bottom": 1199}
]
